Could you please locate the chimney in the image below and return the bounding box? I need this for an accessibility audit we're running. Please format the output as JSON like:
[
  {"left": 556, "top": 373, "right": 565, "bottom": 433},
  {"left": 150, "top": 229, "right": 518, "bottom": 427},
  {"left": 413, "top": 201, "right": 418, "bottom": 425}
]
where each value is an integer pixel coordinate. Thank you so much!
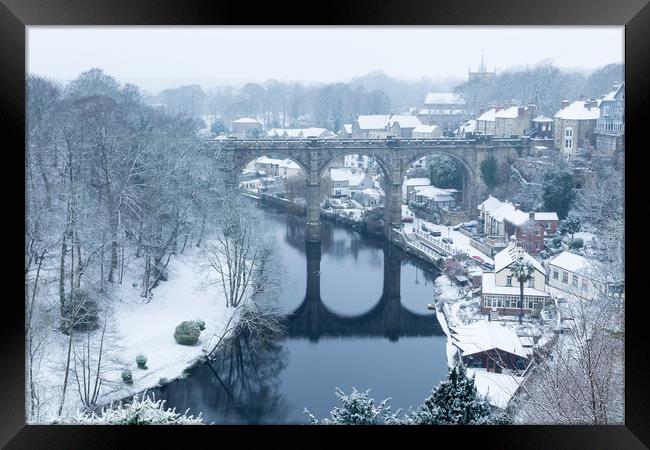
[
  {"left": 518, "top": 106, "right": 526, "bottom": 117},
  {"left": 479, "top": 106, "right": 485, "bottom": 116},
  {"left": 514, "top": 203, "right": 521, "bottom": 211},
  {"left": 529, "top": 211, "right": 535, "bottom": 220},
  {"left": 561, "top": 99, "right": 570, "bottom": 109}
]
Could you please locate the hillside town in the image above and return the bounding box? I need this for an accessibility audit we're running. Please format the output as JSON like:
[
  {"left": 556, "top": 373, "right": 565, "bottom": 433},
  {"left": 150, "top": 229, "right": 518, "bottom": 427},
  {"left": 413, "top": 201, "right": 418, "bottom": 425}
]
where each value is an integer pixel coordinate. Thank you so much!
[
  {"left": 219, "top": 58, "right": 625, "bottom": 411},
  {"left": 25, "top": 24, "right": 625, "bottom": 430}
]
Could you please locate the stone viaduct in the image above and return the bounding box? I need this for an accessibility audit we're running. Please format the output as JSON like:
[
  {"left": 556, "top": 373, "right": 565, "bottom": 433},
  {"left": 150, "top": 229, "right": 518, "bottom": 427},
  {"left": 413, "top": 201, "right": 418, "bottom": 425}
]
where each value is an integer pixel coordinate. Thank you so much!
[{"left": 199, "top": 136, "right": 525, "bottom": 242}]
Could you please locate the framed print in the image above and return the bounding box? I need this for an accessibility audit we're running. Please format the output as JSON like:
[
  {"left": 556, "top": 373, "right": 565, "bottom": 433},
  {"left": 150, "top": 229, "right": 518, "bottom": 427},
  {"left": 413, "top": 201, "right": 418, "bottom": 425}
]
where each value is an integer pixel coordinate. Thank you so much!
[{"left": 3, "top": 0, "right": 649, "bottom": 447}]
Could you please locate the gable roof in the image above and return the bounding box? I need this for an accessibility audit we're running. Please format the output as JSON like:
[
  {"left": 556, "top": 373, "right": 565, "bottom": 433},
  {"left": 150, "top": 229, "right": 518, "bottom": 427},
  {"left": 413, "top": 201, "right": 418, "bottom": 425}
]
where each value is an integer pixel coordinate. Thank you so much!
[
  {"left": 356, "top": 115, "right": 391, "bottom": 130},
  {"left": 495, "top": 106, "right": 526, "bottom": 119},
  {"left": 388, "top": 115, "right": 422, "bottom": 129},
  {"left": 494, "top": 243, "right": 545, "bottom": 274},
  {"left": 449, "top": 319, "right": 528, "bottom": 359},
  {"left": 548, "top": 251, "right": 596, "bottom": 276},
  {"left": 478, "top": 195, "right": 503, "bottom": 213},
  {"left": 555, "top": 101, "right": 600, "bottom": 120},
  {"left": 477, "top": 108, "right": 497, "bottom": 122}
]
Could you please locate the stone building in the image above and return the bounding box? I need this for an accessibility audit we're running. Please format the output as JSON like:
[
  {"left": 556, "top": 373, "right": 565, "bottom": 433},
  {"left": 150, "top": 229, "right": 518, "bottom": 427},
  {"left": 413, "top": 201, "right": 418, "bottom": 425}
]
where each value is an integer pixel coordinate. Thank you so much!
[
  {"left": 494, "top": 105, "right": 535, "bottom": 138},
  {"left": 231, "top": 117, "right": 263, "bottom": 137},
  {"left": 351, "top": 114, "right": 422, "bottom": 139},
  {"left": 595, "top": 82, "right": 625, "bottom": 157},
  {"left": 417, "top": 92, "right": 467, "bottom": 131},
  {"left": 468, "top": 52, "right": 496, "bottom": 83},
  {"left": 476, "top": 107, "right": 497, "bottom": 135},
  {"left": 553, "top": 100, "right": 600, "bottom": 155}
]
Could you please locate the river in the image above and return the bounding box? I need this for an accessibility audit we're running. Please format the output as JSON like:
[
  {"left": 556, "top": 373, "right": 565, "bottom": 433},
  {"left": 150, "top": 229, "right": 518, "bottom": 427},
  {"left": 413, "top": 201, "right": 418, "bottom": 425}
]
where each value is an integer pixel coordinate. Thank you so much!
[{"left": 147, "top": 205, "right": 449, "bottom": 424}]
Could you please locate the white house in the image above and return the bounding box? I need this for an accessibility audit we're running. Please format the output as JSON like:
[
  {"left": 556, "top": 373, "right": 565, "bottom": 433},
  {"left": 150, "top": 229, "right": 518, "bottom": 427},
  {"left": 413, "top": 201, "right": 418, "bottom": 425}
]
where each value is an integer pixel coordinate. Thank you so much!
[
  {"left": 476, "top": 108, "right": 497, "bottom": 135},
  {"left": 553, "top": 100, "right": 600, "bottom": 155},
  {"left": 266, "top": 127, "right": 335, "bottom": 139},
  {"left": 329, "top": 168, "right": 374, "bottom": 197},
  {"left": 547, "top": 251, "right": 607, "bottom": 300},
  {"left": 402, "top": 177, "right": 431, "bottom": 202},
  {"left": 249, "top": 156, "right": 302, "bottom": 178},
  {"left": 481, "top": 243, "right": 550, "bottom": 315},
  {"left": 412, "top": 124, "right": 443, "bottom": 139},
  {"left": 408, "top": 185, "right": 458, "bottom": 211}
]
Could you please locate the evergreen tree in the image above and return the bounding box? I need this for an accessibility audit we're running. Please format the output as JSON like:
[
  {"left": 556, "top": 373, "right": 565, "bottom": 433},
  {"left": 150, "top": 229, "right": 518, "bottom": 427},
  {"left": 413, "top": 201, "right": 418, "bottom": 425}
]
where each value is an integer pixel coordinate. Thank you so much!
[
  {"left": 559, "top": 213, "right": 581, "bottom": 239},
  {"left": 542, "top": 168, "right": 575, "bottom": 219},
  {"left": 304, "top": 387, "right": 392, "bottom": 425},
  {"left": 428, "top": 154, "right": 462, "bottom": 190},
  {"left": 480, "top": 156, "right": 499, "bottom": 190},
  {"left": 407, "top": 364, "right": 492, "bottom": 424}
]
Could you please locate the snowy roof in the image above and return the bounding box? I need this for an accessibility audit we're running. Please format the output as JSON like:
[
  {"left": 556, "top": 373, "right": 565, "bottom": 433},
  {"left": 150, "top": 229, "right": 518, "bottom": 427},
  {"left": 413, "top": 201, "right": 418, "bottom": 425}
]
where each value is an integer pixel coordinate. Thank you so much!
[
  {"left": 412, "top": 125, "right": 440, "bottom": 134},
  {"left": 356, "top": 115, "right": 391, "bottom": 130},
  {"left": 301, "top": 127, "right": 335, "bottom": 138},
  {"left": 477, "top": 108, "right": 497, "bottom": 122},
  {"left": 548, "top": 251, "right": 595, "bottom": 276},
  {"left": 403, "top": 177, "right": 431, "bottom": 187},
  {"left": 457, "top": 120, "right": 477, "bottom": 133},
  {"left": 495, "top": 106, "right": 526, "bottom": 119},
  {"left": 424, "top": 92, "right": 465, "bottom": 105},
  {"left": 482, "top": 271, "right": 549, "bottom": 297},
  {"left": 330, "top": 168, "right": 368, "bottom": 186},
  {"left": 389, "top": 115, "right": 422, "bottom": 129},
  {"left": 449, "top": 319, "right": 528, "bottom": 359},
  {"left": 602, "top": 83, "right": 624, "bottom": 101},
  {"left": 232, "top": 117, "right": 261, "bottom": 124},
  {"left": 554, "top": 101, "right": 600, "bottom": 120},
  {"left": 412, "top": 185, "right": 457, "bottom": 201},
  {"left": 533, "top": 212, "right": 558, "bottom": 221},
  {"left": 478, "top": 195, "right": 503, "bottom": 213},
  {"left": 468, "top": 369, "right": 523, "bottom": 409},
  {"left": 504, "top": 209, "right": 531, "bottom": 227},
  {"left": 532, "top": 114, "right": 553, "bottom": 123},
  {"left": 357, "top": 188, "right": 383, "bottom": 198},
  {"left": 494, "top": 243, "right": 545, "bottom": 274},
  {"left": 255, "top": 156, "right": 300, "bottom": 170}
]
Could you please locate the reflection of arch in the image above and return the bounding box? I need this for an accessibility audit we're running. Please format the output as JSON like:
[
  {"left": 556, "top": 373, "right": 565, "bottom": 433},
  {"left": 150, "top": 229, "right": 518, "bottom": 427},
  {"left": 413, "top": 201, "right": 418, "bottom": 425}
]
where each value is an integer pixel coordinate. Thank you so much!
[{"left": 286, "top": 242, "right": 444, "bottom": 341}]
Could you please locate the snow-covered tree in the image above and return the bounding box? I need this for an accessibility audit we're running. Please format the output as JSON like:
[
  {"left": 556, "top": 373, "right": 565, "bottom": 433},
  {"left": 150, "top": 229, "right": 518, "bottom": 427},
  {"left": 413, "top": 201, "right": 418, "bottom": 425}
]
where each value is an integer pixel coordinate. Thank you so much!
[
  {"left": 304, "top": 388, "right": 393, "bottom": 425},
  {"left": 405, "top": 364, "right": 493, "bottom": 425},
  {"left": 53, "top": 391, "right": 204, "bottom": 424}
]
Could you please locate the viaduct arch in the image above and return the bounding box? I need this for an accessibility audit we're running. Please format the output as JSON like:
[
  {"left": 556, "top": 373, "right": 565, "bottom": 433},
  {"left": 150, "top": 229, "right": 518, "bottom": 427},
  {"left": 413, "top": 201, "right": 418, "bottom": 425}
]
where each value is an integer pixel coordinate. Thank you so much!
[{"left": 200, "top": 137, "right": 524, "bottom": 242}]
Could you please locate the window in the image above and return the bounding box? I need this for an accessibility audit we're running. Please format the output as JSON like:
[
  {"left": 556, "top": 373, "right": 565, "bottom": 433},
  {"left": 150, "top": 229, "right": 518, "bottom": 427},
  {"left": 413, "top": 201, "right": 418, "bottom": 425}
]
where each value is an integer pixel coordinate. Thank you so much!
[
  {"left": 572, "top": 274, "right": 579, "bottom": 287},
  {"left": 507, "top": 276, "right": 513, "bottom": 286},
  {"left": 565, "top": 127, "right": 573, "bottom": 137},
  {"left": 564, "top": 127, "right": 574, "bottom": 150},
  {"left": 553, "top": 270, "right": 559, "bottom": 280},
  {"left": 528, "top": 277, "right": 535, "bottom": 288},
  {"left": 603, "top": 106, "right": 610, "bottom": 117},
  {"left": 562, "top": 272, "right": 569, "bottom": 283}
]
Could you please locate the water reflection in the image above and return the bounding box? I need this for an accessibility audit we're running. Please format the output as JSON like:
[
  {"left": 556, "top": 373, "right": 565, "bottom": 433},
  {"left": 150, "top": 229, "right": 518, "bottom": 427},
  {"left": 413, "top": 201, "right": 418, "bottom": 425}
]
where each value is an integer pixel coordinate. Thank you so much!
[
  {"left": 286, "top": 241, "right": 443, "bottom": 341},
  {"left": 150, "top": 327, "right": 291, "bottom": 424},
  {"left": 147, "top": 207, "right": 447, "bottom": 424}
]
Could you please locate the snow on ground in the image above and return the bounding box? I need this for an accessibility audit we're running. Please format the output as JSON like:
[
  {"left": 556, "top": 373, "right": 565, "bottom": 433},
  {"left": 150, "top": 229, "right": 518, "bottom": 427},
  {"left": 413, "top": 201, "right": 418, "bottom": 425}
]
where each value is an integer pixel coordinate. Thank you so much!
[
  {"left": 100, "top": 249, "right": 231, "bottom": 404},
  {"left": 401, "top": 205, "right": 494, "bottom": 264},
  {"left": 35, "top": 246, "right": 231, "bottom": 422}
]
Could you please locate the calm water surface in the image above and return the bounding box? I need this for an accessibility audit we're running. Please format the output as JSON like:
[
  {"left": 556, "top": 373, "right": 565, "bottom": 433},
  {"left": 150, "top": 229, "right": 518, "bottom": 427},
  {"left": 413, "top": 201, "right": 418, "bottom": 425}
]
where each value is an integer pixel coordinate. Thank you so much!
[{"left": 149, "top": 206, "right": 449, "bottom": 424}]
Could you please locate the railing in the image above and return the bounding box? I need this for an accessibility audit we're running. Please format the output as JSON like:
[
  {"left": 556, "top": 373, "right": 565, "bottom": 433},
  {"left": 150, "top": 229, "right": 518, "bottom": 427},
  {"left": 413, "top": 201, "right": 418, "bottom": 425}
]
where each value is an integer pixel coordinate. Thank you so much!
[{"left": 198, "top": 136, "right": 527, "bottom": 148}]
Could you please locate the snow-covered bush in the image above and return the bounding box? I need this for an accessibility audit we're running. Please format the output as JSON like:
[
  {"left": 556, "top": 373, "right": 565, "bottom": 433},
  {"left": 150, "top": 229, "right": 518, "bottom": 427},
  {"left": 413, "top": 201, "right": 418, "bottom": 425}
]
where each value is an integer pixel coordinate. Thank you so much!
[
  {"left": 121, "top": 369, "right": 133, "bottom": 384},
  {"left": 52, "top": 391, "right": 204, "bottom": 424},
  {"left": 173, "top": 320, "right": 201, "bottom": 345},
  {"left": 304, "top": 388, "right": 394, "bottom": 425},
  {"left": 552, "top": 235, "right": 563, "bottom": 248},
  {"left": 569, "top": 237, "right": 584, "bottom": 250},
  {"left": 61, "top": 289, "right": 99, "bottom": 334},
  {"left": 136, "top": 354, "right": 148, "bottom": 369},
  {"left": 195, "top": 319, "right": 206, "bottom": 331}
]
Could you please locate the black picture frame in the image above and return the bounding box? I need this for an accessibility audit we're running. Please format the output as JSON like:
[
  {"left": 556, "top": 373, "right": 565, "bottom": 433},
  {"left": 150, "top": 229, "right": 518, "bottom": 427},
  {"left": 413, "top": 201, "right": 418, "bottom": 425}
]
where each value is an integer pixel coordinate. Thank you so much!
[{"left": 3, "top": 0, "right": 648, "bottom": 447}]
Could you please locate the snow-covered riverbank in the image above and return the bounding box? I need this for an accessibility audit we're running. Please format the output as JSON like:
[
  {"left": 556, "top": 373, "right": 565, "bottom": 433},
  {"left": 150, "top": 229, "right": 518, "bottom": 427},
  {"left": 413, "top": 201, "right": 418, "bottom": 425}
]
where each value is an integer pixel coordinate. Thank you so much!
[{"left": 34, "top": 247, "right": 232, "bottom": 423}]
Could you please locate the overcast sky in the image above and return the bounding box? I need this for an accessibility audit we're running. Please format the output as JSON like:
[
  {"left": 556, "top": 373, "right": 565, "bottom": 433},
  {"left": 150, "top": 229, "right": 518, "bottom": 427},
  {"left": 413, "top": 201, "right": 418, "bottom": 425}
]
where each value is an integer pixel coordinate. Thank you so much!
[{"left": 27, "top": 26, "right": 624, "bottom": 94}]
